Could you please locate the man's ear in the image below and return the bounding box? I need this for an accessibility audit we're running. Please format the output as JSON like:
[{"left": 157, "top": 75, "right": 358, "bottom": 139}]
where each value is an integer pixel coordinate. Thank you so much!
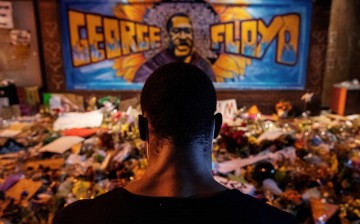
[
  {"left": 138, "top": 115, "right": 148, "bottom": 141},
  {"left": 213, "top": 113, "right": 222, "bottom": 139}
]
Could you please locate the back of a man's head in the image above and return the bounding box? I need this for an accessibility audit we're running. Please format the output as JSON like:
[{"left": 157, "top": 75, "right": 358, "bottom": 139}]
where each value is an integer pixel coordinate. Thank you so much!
[{"left": 140, "top": 62, "right": 217, "bottom": 145}]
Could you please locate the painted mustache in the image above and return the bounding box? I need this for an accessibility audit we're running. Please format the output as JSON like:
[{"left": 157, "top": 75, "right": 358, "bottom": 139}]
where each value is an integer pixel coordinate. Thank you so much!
[{"left": 177, "top": 40, "right": 191, "bottom": 47}]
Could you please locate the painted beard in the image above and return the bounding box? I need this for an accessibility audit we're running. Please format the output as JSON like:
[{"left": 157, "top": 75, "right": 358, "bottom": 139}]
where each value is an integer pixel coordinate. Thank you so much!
[{"left": 172, "top": 39, "right": 193, "bottom": 58}]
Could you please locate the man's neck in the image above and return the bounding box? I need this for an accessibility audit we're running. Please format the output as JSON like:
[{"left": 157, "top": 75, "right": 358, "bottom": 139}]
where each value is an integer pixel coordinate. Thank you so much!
[{"left": 124, "top": 143, "right": 227, "bottom": 197}]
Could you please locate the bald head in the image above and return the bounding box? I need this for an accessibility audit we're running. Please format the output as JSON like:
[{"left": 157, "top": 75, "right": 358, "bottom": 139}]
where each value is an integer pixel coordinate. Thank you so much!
[{"left": 140, "top": 62, "right": 217, "bottom": 145}]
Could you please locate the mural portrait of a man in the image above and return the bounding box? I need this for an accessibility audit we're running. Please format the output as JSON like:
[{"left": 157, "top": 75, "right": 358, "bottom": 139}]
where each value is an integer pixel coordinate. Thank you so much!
[
  {"left": 62, "top": 1, "right": 311, "bottom": 90},
  {"left": 133, "top": 13, "right": 216, "bottom": 82}
]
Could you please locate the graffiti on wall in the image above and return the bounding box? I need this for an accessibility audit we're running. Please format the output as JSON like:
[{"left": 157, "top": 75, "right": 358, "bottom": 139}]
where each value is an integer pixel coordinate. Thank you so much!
[{"left": 61, "top": 0, "right": 312, "bottom": 90}]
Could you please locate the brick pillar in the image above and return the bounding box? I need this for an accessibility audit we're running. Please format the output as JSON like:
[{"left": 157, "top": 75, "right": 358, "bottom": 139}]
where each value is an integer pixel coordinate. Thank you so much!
[{"left": 322, "top": 0, "right": 360, "bottom": 107}]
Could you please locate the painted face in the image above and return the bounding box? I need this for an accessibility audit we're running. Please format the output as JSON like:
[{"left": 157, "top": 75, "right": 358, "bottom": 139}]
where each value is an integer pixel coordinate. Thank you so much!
[{"left": 169, "top": 16, "right": 193, "bottom": 58}]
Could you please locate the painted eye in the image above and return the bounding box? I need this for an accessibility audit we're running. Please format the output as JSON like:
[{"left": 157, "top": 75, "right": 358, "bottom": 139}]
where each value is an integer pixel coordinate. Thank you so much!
[
  {"left": 183, "top": 28, "right": 192, "bottom": 34},
  {"left": 171, "top": 28, "right": 180, "bottom": 34}
]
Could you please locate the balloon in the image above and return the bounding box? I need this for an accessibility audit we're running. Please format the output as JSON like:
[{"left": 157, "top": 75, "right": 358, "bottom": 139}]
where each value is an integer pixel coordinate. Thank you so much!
[
  {"left": 262, "top": 178, "right": 283, "bottom": 195},
  {"left": 252, "top": 162, "right": 276, "bottom": 183}
]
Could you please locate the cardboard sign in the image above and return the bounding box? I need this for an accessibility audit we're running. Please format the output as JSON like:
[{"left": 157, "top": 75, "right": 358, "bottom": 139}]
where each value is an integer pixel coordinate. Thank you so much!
[
  {"left": 310, "top": 198, "right": 339, "bottom": 223},
  {"left": 0, "top": 130, "right": 22, "bottom": 138},
  {"left": 26, "top": 158, "right": 65, "bottom": 170},
  {"left": 256, "top": 128, "right": 284, "bottom": 143},
  {"left": 39, "top": 136, "right": 84, "bottom": 154},
  {"left": 216, "top": 99, "right": 237, "bottom": 124},
  {"left": 6, "top": 179, "right": 42, "bottom": 201},
  {"left": 53, "top": 110, "right": 103, "bottom": 131},
  {"left": 0, "top": 159, "right": 15, "bottom": 167}
]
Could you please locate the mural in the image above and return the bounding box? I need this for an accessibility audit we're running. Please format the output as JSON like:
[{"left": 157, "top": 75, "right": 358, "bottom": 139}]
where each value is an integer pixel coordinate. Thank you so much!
[{"left": 60, "top": 0, "right": 312, "bottom": 90}]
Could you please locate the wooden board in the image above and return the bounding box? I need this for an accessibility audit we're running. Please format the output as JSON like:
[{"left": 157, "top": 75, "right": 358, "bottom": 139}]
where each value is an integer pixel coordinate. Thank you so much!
[
  {"left": 6, "top": 179, "right": 42, "bottom": 201},
  {"left": 25, "top": 158, "right": 65, "bottom": 170}
]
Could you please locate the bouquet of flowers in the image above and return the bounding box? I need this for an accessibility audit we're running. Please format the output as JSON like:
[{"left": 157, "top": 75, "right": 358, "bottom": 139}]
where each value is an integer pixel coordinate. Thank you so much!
[{"left": 275, "top": 100, "right": 293, "bottom": 118}]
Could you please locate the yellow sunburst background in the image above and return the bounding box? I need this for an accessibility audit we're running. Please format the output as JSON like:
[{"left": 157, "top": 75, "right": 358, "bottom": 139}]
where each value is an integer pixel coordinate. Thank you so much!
[
  {"left": 209, "top": 2, "right": 252, "bottom": 82},
  {"left": 113, "top": 1, "right": 252, "bottom": 82},
  {"left": 112, "top": 3, "right": 157, "bottom": 82}
]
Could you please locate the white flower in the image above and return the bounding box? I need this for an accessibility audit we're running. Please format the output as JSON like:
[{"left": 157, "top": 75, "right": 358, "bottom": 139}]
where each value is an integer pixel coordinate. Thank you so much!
[{"left": 301, "top": 92, "right": 314, "bottom": 103}]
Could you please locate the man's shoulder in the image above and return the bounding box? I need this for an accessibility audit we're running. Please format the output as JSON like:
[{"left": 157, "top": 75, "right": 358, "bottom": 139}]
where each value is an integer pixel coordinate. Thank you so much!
[
  {"left": 52, "top": 188, "right": 123, "bottom": 224},
  {"left": 52, "top": 199, "right": 94, "bottom": 224},
  {"left": 220, "top": 189, "right": 298, "bottom": 224}
]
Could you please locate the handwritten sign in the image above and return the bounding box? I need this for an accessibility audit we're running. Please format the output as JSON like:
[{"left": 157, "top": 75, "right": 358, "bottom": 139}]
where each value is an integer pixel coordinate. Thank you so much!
[
  {"left": 216, "top": 99, "right": 237, "bottom": 124},
  {"left": 214, "top": 175, "right": 255, "bottom": 196},
  {"left": 0, "top": 2, "right": 13, "bottom": 29},
  {"left": 214, "top": 147, "right": 296, "bottom": 174}
]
